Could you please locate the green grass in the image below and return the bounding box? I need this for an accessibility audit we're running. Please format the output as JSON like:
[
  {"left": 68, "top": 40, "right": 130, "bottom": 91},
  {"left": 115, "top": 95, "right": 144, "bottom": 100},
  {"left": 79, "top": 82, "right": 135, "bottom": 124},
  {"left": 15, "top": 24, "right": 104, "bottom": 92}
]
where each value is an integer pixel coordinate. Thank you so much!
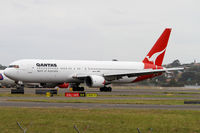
[
  {"left": 0, "top": 93, "right": 64, "bottom": 97},
  {"left": 0, "top": 93, "right": 42, "bottom": 97},
  {"left": 8, "top": 99, "right": 185, "bottom": 105},
  {"left": 0, "top": 107, "right": 200, "bottom": 133}
]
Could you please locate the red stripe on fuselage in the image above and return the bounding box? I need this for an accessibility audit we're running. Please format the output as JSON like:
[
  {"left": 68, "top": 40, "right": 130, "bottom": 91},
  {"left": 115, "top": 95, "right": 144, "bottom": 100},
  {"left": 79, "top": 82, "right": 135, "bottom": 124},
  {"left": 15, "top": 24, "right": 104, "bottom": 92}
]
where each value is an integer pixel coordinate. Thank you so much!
[{"left": 132, "top": 63, "right": 163, "bottom": 83}]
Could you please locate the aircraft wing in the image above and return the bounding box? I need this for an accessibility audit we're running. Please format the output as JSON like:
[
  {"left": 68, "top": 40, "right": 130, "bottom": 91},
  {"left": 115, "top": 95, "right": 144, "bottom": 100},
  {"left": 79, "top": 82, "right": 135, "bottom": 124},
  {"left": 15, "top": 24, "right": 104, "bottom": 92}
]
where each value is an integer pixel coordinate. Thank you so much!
[
  {"left": 73, "top": 67, "right": 184, "bottom": 81},
  {"left": 103, "top": 67, "right": 183, "bottom": 80}
]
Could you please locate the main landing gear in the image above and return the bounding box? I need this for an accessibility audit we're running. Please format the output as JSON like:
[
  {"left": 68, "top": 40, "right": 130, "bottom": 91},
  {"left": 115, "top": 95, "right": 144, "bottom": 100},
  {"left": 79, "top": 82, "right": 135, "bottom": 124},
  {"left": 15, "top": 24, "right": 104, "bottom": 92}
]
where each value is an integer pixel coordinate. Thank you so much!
[
  {"left": 100, "top": 87, "right": 112, "bottom": 92},
  {"left": 72, "top": 87, "right": 84, "bottom": 91},
  {"left": 71, "top": 84, "right": 85, "bottom": 91}
]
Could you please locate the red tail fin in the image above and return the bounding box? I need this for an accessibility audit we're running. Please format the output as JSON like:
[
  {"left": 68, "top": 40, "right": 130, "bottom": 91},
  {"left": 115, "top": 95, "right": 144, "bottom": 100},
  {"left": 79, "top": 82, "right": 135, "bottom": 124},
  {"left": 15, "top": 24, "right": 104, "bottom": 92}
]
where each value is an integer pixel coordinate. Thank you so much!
[{"left": 143, "top": 28, "right": 172, "bottom": 66}]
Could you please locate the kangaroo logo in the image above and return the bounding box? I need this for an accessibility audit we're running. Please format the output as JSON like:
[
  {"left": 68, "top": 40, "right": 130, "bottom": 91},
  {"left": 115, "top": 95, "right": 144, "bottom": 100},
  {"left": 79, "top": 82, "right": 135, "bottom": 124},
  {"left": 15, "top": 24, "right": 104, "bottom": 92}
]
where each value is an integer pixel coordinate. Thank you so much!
[{"left": 145, "top": 48, "right": 166, "bottom": 65}]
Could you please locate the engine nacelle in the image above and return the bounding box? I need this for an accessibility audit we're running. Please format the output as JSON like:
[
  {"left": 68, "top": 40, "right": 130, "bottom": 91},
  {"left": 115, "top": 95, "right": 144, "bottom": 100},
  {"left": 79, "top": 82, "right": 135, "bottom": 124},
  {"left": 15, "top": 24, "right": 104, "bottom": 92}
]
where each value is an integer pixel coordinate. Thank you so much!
[{"left": 85, "top": 75, "right": 105, "bottom": 88}]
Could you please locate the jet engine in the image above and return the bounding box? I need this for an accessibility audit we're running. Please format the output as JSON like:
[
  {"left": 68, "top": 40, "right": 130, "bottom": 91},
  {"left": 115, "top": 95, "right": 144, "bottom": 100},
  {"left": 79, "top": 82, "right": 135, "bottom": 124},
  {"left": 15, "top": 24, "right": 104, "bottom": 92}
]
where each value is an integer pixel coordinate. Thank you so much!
[{"left": 85, "top": 75, "right": 105, "bottom": 88}]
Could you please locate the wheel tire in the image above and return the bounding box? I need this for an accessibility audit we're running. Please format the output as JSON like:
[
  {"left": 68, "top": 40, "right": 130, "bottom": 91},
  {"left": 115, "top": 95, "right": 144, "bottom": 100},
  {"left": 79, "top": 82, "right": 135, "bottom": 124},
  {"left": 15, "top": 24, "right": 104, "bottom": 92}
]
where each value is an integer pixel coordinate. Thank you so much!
[
  {"left": 104, "top": 87, "right": 108, "bottom": 92},
  {"left": 73, "top": 87, "right": 77, "bottom": 91},
  {"left": 100, "top": 87, "right": 104, "bottom": 92},
  {"left": 108, "top": 87, "right": 112, "bottom": 92},
  {"left": 80, "top": 87, "right": 84, "bottom": 91}
]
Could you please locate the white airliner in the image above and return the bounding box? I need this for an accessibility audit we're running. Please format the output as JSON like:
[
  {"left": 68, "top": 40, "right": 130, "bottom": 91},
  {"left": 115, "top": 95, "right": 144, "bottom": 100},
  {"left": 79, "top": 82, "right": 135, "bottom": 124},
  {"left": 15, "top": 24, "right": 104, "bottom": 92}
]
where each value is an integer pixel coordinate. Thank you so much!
[{"left": 4, "top": 28, "right": 183, "bottom": 91}]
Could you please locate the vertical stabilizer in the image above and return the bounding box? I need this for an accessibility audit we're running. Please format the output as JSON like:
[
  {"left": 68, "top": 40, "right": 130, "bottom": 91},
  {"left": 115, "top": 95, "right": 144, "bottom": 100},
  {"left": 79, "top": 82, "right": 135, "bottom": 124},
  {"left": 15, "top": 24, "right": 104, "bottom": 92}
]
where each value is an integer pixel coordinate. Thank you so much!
[{"left": 143, "top": 28, "right": 171, "bottom": 66}]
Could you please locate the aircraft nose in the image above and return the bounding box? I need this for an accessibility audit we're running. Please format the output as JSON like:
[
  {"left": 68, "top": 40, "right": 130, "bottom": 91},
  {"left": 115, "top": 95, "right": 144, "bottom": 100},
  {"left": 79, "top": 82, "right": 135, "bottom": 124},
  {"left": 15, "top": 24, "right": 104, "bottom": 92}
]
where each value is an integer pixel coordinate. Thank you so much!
[{"left": 4, "top": 68, "right": 16, "bottom": 79}]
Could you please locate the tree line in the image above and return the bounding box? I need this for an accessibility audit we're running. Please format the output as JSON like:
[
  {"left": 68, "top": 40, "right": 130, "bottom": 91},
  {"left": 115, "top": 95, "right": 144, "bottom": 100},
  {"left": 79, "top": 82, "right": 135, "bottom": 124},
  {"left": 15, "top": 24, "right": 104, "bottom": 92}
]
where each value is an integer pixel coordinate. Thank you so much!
[{"left": 138, "top": 60, "right": 200, "bottom": 87}]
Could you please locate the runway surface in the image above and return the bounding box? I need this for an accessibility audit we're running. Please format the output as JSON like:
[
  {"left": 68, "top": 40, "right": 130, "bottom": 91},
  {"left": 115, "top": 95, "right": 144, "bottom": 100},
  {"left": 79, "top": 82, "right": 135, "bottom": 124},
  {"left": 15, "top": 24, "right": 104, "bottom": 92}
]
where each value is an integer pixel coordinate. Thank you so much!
[
  {"left": 0, "top": 100, "right": 200, "bottom": 110},
  {"left": 0, "top": 87, "right": 200, "bottom": 110}
]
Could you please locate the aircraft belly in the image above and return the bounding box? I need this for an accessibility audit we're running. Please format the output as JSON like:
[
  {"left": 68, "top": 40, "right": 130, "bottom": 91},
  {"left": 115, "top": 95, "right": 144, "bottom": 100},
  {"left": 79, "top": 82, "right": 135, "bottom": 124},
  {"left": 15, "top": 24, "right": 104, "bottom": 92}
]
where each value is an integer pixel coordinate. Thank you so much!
[{"left": 18, "top": 71, "right": 83, "bottom": 83}]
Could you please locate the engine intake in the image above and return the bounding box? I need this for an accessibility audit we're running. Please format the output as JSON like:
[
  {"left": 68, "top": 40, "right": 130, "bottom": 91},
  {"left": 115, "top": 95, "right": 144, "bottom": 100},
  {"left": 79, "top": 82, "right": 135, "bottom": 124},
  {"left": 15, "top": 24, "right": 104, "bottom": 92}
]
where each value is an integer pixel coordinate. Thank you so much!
[{"left": 85, "top": 75, "right": 105, "bottom": 88}]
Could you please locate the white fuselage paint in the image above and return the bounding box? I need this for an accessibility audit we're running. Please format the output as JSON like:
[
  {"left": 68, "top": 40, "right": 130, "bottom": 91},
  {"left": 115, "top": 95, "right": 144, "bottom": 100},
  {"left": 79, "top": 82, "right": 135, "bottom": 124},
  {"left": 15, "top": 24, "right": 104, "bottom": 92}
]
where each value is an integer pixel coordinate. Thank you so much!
[
  {"left": 0, "top": 70, "right": 16, "bottom": 87},
  {"left": 4, "top": 59, "right": 145, "bottom": 84}
]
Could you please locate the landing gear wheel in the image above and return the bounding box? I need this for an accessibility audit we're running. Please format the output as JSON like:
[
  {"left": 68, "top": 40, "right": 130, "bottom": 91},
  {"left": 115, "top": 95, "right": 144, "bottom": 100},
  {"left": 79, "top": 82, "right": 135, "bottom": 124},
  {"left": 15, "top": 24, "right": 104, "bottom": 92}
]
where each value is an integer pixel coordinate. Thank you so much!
[
  {"left": 72, "top": 87, "right": 77, "bottom": 91},
  {"left": 80, "top": 87, "right": 84, "bottom": 91},
  {"left": 100, "top": 87, "right": 105, "bottom": 92},
  {"left": 100, "top": 87, "right": 112, "bottom": 92},
  {"left": 72, "top": 87, "right": 85, "bottom": 91},
  {"left": 108, "top": 87, "right": 112, "bottom": 92}
]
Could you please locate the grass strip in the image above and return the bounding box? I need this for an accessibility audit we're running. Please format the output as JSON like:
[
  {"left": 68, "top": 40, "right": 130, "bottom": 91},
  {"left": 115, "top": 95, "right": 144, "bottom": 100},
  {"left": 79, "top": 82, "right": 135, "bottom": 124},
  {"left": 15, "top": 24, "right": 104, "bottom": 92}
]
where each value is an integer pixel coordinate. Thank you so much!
[{"left": 0, "top": 107, "right": 200, "bottom": 133}]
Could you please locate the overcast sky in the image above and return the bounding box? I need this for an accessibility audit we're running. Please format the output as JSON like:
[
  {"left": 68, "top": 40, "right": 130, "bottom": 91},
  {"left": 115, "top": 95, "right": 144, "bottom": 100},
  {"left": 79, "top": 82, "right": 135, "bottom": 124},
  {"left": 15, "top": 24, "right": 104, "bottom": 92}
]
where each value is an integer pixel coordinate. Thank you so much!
[{"left": 0, "top": 0, "right": 199, "bottom": 65}]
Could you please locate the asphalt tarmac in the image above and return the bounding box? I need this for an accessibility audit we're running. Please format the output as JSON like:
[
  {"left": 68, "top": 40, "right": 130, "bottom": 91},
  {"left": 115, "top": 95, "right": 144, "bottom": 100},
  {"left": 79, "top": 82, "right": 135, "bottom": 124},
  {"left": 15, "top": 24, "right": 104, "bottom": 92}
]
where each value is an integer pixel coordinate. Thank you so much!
[
  {"left": 0, "top": 100, "right": 200, "bottom": 110},
  {"left": 0, "top": 87, "right": 200, "bottom": 110}
]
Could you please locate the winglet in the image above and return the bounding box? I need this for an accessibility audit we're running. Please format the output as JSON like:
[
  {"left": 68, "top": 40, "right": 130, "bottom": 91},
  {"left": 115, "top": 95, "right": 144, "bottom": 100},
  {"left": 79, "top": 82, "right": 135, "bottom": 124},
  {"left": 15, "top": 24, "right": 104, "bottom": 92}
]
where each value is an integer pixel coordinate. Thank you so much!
[{"left": 143, "top": 28, "right": 172, "bottom": 66}]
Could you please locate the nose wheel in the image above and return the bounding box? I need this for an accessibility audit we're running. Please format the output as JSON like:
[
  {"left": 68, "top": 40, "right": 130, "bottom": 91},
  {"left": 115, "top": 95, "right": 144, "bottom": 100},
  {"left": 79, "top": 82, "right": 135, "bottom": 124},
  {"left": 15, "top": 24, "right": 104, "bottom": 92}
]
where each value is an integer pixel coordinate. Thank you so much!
[
  {"left": 16, "top": 81, "right": 24, "bottom": 90},
  {"left": 11, "top": 81, "right": 25, "bottom": 94},
  {"left": 100, "top": 87, "right": 112, "bottom": 92}
]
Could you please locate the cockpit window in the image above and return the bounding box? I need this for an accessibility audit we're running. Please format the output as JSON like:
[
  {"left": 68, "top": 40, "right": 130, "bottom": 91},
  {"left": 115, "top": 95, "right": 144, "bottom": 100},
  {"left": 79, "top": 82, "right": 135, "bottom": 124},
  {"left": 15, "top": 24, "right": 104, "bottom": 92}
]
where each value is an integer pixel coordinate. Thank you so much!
[{"left": 8, "top": 65, "right": 19, "bottom": 68}]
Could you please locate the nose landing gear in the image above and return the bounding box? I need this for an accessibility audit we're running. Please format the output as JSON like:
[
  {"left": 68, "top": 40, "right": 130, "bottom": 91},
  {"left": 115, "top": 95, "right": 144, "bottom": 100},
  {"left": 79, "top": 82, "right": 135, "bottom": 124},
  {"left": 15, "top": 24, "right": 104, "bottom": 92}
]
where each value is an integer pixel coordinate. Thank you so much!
[{"left": 11, "top": 81, "right": 24, "bottom": 94}]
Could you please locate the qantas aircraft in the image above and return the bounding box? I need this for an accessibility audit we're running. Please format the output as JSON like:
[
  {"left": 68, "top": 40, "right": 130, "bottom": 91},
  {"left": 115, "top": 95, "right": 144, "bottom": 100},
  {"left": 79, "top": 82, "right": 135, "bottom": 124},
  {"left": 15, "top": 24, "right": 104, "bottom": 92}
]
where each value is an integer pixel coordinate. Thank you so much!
[{"left": 4, "top": 28, "right": 183, "bottom": 92}]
